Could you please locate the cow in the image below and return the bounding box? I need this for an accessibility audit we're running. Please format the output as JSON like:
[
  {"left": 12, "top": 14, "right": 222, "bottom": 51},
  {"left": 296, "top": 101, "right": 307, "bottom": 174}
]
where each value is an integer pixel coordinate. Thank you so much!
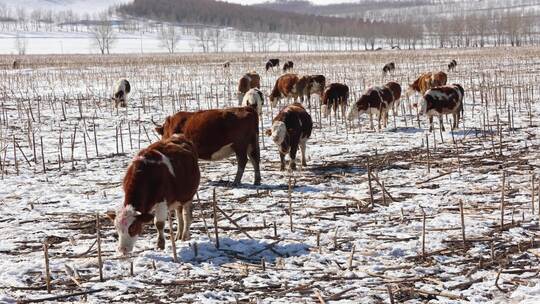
[
  {"left": 242, "top": 88, "right": 264, "bottom": 115},
  {"left": 265, "top": 59, "right": 280, "bottom": 72},
  {"left": 113, "top": 79, "right": 131, "bottom": 108},
  {"left": 382, "top": 62, "right": 395, "bottom": 76},
  {"left": 237, "top": 72, "right": 261, "bottom": 105},
  {"left": 421, "top": 84, "right": 464, "bottom": 132},
  {"left": 269, "top": 74, "right": 326, "bottom": 108},
  {"left": 448, "top": 59, "right": 457, "bottom": 72},
  {"left": 406, "top": 71, "right": 447, "bottom": 97},
  {"left": 223, "top": 61, "right": 230, "bottom": 69},
  {"left": 283, "top": 61, "right": 294, "bottom": 72},
  {"left": 265, "top": 103, "right": 312, "bottom": 171},
  {"left": 108, "top": 134, "right": 200, "bottom": 255},
  {"left": 269, "top": 74, "right": 300, "bottom": 107},
  {"left": 321, "top": 83, "right": 349, "bottom": 119},
  {"left": 153, "top": 107, "right": 261, "bottom": 186},
  {"left": 12, "top": 60, "right": 20, "bottom": 70},
  {"left": 347, "top": 82, "right": 402, "bottom": 130}
]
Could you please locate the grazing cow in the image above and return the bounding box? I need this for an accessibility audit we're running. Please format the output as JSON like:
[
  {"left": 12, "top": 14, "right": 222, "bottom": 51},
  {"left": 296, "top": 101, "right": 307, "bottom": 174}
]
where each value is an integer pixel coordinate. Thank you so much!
[
  {"left": 223, "top": 61, "right": 230, "bottom": 69},
  {"left": 12, "top": 60, "right": 20, "bottom": 69},
  {"left": 265, "top": 59, "right": 280, "bottom": 72},
  {"left": 283, "top": 61, "right": 294, "bottom": 72},
  {"left": 154, "top": 107, "right": 261, "bottom": 186},
  {"left": 347, "top": 82, "right": 402, "bottom": 130},
  {"left": 266, "top": 103, "right": 312, "bottom": 171},
  {"left": 406, "top": 71, "right": 447, "bottom": 97},
  {"left": 321, "top": 83, "right": 349, "bottom": 118},
  {"left": 448, "top": 59, "right": 457, "bottom": 72},
  {"left": 269, "top": 74, "right": 300, "bottom": 107},
  {"left": 421, "top": 84, "right": 464, "bottom": 132},
  {"left": 237, "top": 72, "right": 261, "bottom": 105},
  {"left": 109, "top": 134, "right": 200, "bottom": 255},
  {"left": 113, "top": 79, "right": 131, "bottom": 108},
  {"left": 382, "top": 62, "right": 395, "bottom": 76},
  {"left": 295, "top": 74, "right": 326, "bottom": 108},
  {"left": 242, "top": 88, "right": 265, "bottom": 115}
]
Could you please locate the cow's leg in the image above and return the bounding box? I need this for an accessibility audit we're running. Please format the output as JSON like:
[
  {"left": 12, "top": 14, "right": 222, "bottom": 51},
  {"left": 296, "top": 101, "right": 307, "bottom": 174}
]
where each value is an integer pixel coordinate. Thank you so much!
[
  {"left": 429, "top": 115, "right": 434, "bottom": 132},
  {"left": 289, "top": 144, "right": 298, "bottom": 170},
  {"left": 181, "top": 201, "right": 192, "bottom": 241},
  {"left": 247, "top": 141, "right": 261, "bottom": 185},
  {"left": 233, "top": 146, "right": 248, "bottom": 186},
  {"left": 279, "top": 152, "right": 286, "bottom": 171},
  {"left": 175, "top": 205, "right": 184, "bottom": 241},
  {"left": 154, "top": 202, "right": 168, "bottom": 250},
  {"left": 307, "top": 95, "right": 311, "bottom": 109},
  {"left": 300, "top": 138, "right": 308, "bottom": 166},
  {"left": 439, "top": 115, "right": 445, "bottom": 132},
  {"left": 369, "top": 112, "right": 374, "bottom": 130}
]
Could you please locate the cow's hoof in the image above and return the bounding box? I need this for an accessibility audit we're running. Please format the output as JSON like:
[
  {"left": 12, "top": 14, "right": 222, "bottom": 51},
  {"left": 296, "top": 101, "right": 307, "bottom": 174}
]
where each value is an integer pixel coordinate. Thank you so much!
[
  {"left": 231, "top": 181, "right": 241, "bottom": 187},
  {"left": 302, "top": 162, "right": 307, "bottom": 167},
  {"left": 157, "top": 238, "right": 165, "bottom": 250},
  {"left": 290, "top": 163, "right": 297, "bottom": 170},
  {"left": 280, "top": 166, "right": 285, "bottom": 171},
  {"left": 254, "top": 180, "right": 261, "bottom": 186}
]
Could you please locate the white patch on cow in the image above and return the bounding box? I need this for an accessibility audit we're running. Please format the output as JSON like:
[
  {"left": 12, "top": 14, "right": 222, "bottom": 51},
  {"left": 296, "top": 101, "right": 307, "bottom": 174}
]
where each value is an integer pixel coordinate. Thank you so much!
[
  {"left": 321, "top": 104, "right": 329, "bottom": 118},
  {"left": 270, "top": 121, "right": 286, "bottom": 146},
  {"left": 211, "top": 143, "right": 234, "bottom": 161},
  {"left": 310, "top": 81, "right": 322, "bottom": 94},
  {"left": 115, "top": 205, "right": 139, "bottom": 255},
  {"left": 242, "top": 88, "right": 264, "bottom": 115},
  {"left": 154, "top": 150, "right": 175, "bottom": 177}
]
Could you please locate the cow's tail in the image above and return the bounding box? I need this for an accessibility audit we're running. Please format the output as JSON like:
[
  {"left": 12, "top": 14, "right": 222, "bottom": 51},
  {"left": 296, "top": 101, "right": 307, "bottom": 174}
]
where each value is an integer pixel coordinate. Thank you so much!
[{"left": 151, "top": 116, "right": 164, "bottom": 135}]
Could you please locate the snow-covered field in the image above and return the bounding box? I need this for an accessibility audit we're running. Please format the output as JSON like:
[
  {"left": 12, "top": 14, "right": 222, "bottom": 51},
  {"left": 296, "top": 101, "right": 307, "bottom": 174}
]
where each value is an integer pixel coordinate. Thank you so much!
[{"left": 1, "top": 48, "right": 540, "bottom": 303}]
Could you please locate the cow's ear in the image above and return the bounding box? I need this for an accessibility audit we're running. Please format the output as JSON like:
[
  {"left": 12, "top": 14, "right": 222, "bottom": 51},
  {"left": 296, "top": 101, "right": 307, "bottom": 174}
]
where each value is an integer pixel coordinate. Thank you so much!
[
  {"left": 155, "top": 126, "right": 164, "bottom": 135},
  {"left": 106, "top": 211, "right": 116, "bottom": 221},
  {"left": 137, "top": 213, "right": 154, "bottom": 224},
  {"left": 265, "top": 129, "right": 272, "bottom": 136}
]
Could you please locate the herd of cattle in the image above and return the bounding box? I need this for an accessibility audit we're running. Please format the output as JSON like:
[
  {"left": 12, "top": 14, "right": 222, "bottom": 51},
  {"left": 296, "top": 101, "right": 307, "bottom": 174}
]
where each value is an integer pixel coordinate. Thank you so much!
[{"left": 109, "top": 59, "right": 465, "bottom": 255}]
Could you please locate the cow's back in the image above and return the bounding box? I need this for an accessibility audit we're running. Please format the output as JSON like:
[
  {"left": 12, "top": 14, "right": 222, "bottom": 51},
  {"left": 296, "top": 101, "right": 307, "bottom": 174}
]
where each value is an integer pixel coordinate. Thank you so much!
[{"left": 183, "top": 108, "right": 258, "bottom": 160}]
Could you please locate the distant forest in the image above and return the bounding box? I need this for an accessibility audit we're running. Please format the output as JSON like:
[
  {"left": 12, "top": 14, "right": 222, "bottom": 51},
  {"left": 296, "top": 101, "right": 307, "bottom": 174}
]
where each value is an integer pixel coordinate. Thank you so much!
[{"left": 117, "top": 0, "right": 415, "bottom": 39}]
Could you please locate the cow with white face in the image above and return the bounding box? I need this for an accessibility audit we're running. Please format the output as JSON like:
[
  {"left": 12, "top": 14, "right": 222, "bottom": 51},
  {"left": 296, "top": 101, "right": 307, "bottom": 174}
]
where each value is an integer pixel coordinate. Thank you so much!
[
  {"left": 108, "top": 134, "right": 200, "bottom": 255},
  {"left": 266, "top": 103, "right": 312, "bottom": 171},
  {"left": 242, "top": 88, "right": 265, "bottom": 115}
]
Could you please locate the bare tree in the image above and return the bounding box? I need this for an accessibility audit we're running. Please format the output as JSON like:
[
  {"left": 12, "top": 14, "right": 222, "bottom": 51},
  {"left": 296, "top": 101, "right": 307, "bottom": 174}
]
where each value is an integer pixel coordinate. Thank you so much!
[
  {"left": 14, "top": 34, "right": 27, "bottom": 55},
  {"left": 91, "top": 13, "right": 116, "bottom": 55},
  {"left": 209, "top": 29, "right": 224, "bottom": 52},
  {"left": 160, "top": 25, "right": 180, "bottom": 53},
  {"left": 193, "top": 28, "right": 211, "bottom": 53}
]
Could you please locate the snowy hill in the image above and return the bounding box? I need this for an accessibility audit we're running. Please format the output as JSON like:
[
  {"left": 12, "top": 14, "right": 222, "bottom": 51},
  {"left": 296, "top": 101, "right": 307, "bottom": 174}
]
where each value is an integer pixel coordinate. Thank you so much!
[{"left": 0, "top": 0, "right": 132, "bottom": 14}]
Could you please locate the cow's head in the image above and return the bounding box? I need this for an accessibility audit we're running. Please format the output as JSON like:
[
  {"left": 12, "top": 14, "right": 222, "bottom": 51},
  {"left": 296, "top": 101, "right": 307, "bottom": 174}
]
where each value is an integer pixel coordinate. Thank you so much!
[
  {"left": 242, "top": 88, "right": 264, "bottom": 115},
  {"left": 109, "top": 205, "right": 154, "bottom": 255},
  {"left": 267, "top": 121, "right": 289, "bottom": 153}
]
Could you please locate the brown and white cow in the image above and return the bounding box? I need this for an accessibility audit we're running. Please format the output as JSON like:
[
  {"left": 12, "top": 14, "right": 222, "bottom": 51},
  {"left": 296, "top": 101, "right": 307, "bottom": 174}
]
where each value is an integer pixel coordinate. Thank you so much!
[
  {"left": 113, "top": 79, "right": 131, "bottom": 108},
  {"left": 406, "top": 71, "right": 447, "bottom": 97},
  {"left": 347, "top": 82, "right": 402, "bottom": 130},
  {"left": 382, "top": 62, "right": 395, "bottom": 76},
  {"left": 266, "top": 103, "right": 312, "bottom": 171},
  {"left": 321, "top": 83, "right": 349, "bottom": 118},
  {"left": 283, "top": 61, "right": 294, "bottom": 72},
  {"left": 269, "top": 74, "right": 326, "bottom": 108},
  {"left": 266, "top": 59, "right": 280, "bottom": 71},
  {"left": 154, "top": 107, "right": 261, "bottom": 186},
  {"left": 421, "top": 84, "right": 464, "bottom": 132},
  {"left": 110, "top": 134, "right": 200, "bottom": 255},
  {"left": 448, "top": 59, "right": 457, "bottom": 72},
  {"left": 237, "top": 72, "right": 261, "bottom": 105}
]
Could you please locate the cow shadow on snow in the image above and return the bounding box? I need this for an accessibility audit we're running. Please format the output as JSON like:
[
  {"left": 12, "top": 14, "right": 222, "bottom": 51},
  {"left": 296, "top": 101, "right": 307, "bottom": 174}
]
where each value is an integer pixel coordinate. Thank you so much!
[{"left": 144, "top": 237, "right": 310, "bottom": 266}]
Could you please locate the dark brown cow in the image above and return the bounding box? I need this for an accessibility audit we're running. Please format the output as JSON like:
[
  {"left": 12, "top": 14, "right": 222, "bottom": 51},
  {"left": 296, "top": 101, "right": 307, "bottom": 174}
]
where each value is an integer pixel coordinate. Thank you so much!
[
  {"left": 266, "top": 59, "right": 280, "bottom": 71},
  {"left": 448, "top": 59, "right": 457, "bottom": 72},
  {"left": 154, "top": 107, "right": 261, "bottom": 186},
  {"left": 421, "top": 84, "right": 464, "bottom": 132},
  {"left": 283, "top": 61, "right": 294, "bottom": 72},
  {"left": 382, "top": 62, "right": 395, "bottom": 76},
  {"left": 321, "top": 83, "right": 349, "bottom": 118},
  {"left": 347, "top": 82, "right": 401, "bottom": 130},
  {"left": 237, "top": 72, "right": 261, "bottom": 105},
  {"left": 266, "top": 103, "right": 312, "bottom": 171},
  {"left": 109, "top": 134, "right": 200, "bottom": 255},
  {"left": 406, "top": 71, "right": 447, "bottom": 96},
  {"left": 12, "top": 60, "right": 20, "bottom": 70}
]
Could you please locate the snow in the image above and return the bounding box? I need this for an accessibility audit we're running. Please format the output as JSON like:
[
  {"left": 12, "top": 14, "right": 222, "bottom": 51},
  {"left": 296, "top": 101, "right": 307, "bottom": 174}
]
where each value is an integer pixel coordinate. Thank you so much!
[{"left": 0, "top": 47, "right": 540, "bottom": 302}]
